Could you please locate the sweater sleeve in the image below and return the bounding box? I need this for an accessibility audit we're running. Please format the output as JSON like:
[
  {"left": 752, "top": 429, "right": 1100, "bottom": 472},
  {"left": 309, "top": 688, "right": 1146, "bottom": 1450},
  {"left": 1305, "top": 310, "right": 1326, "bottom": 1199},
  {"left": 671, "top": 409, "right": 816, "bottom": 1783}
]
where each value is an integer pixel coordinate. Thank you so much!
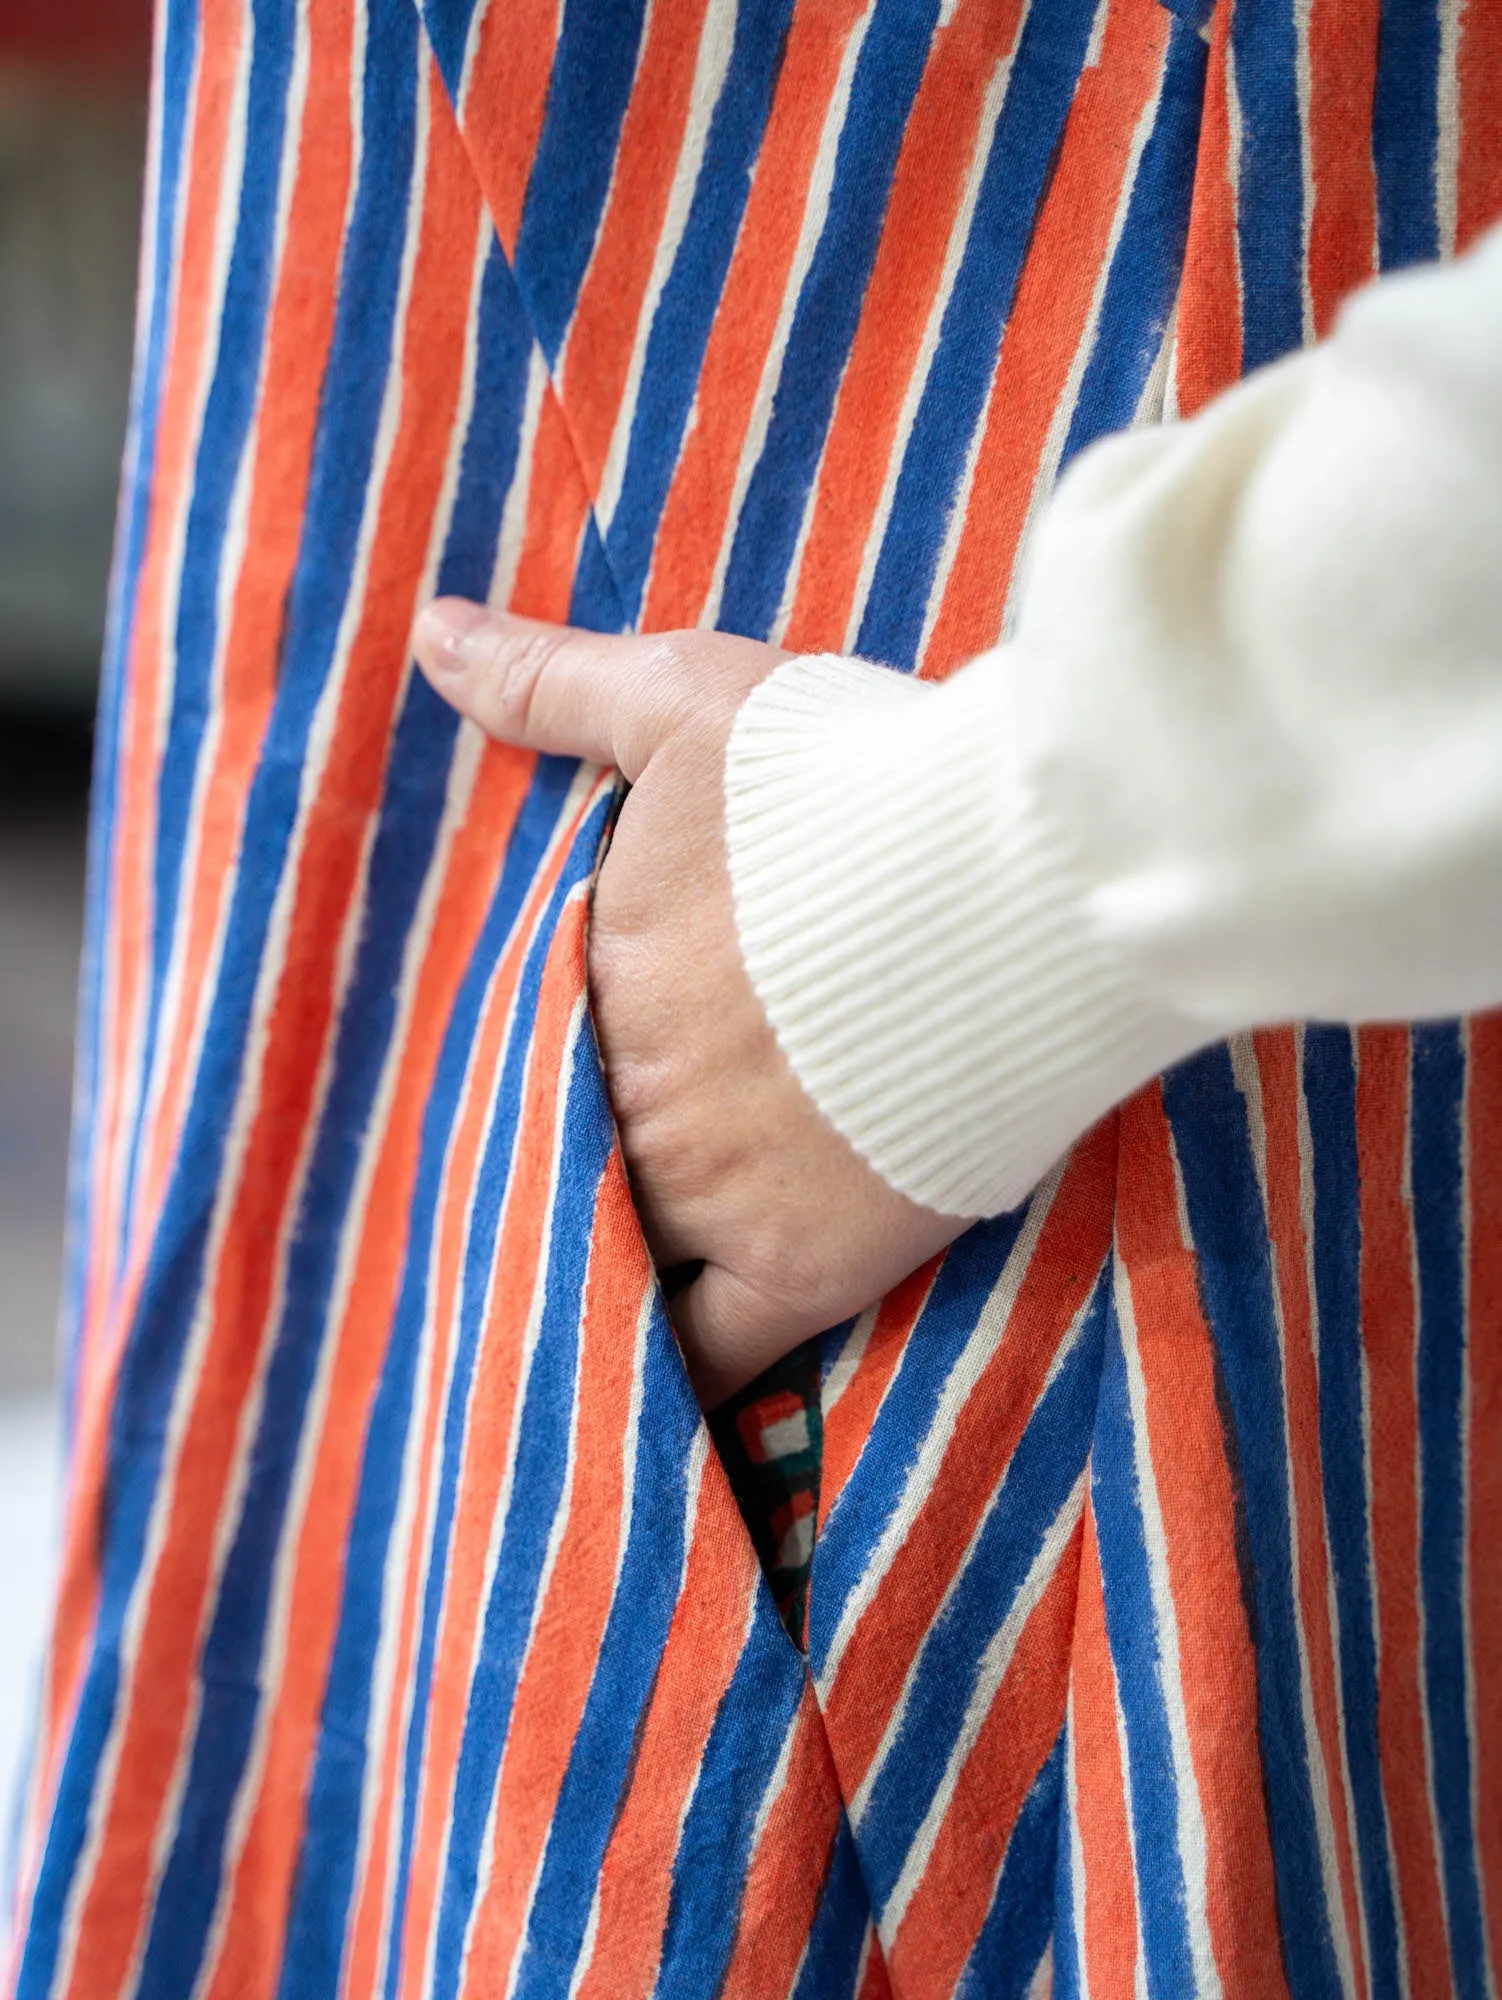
[{"left": 723, "top": 223, "right": 1502, "bottom": 1221}]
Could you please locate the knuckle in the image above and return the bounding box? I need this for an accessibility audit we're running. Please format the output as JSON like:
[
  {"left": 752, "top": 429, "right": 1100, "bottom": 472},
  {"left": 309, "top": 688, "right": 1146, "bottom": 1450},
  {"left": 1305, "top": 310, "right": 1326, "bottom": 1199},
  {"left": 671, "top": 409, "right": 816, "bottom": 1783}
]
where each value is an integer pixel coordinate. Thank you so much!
[{"left": 481, "top": 626, "right": 569, "bottom": 739}]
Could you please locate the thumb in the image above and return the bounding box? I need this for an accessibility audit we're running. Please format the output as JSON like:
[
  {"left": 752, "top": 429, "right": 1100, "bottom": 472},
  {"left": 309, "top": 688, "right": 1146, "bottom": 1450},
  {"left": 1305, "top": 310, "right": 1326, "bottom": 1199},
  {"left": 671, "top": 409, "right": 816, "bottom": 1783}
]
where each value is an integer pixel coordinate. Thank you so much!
[{"left": 412, "top": 601, "right": 701, "bottom": 781}]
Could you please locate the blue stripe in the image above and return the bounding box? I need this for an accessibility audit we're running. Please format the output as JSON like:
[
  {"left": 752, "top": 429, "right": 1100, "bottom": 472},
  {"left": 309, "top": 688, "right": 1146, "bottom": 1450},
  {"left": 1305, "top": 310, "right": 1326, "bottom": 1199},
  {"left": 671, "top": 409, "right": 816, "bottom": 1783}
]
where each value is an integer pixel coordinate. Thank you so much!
[
  {"left": 602, "top": 0, "right": 796, "bottom": 623},
  {"left": 1302, "top": 1024, "right": 1403, "bottom": 1999},
  {"left": 119, "top": 0, "right": 301, "bottom": 1265},
  {"left": 655, "top": 1599, "right": 810, "bottom": 1997},
  {"left": 1373, "top": 0, "right": 1441, "bottom": 272},
  {"left": 418, "top": 0, "right": 480, "bottom": 98},
  {"left": 1411, "top": 1023, "right": 1489, "bottom": 1997},
  {"left": 507, "top": 1325, "right": 704, "bottom": 1997},
  {"left": 1230, "top": 0, "right": 1303, "bottom": 370},
  {"left": 1056, "top": 18, "right": 1206, "bottom": 467},
  {"left": 131, "top": 232, "right": 537, "bottom": 1997},
  {"left": 512, "top": 0, "right": 650, "bottom": 361},
  {"left": 716, "top": 0, "right": 942, "bottom": 641},
  {"left": 1090, "top": 1277, "right": 1196, "bottom": 2000},
  {"left": 1050, "top": 1730, "right": 1081, "bottom": 2000},
  {"left": 792, "top": 1816, "right": 874, "bottom": 2000},
  {"left": 566, "top": 515, "right": 629, "bottom": 633},
  {"left": 1162, "top": 1045, "right": 1336, "bottom": 1998},
  {"left": 958, "top": 1732, "right": 1065, "bottom": 2000},
  {"left": 808, "top": 1208, "right": 1029, "bottom": 1678},
  {"left": 278, "top": 773, "right": 598, "bottom": 1996},
  {"left": 857, "top": 1270, "right": 1106, "bottom": 1913},
  {"left": 854, "top": 0, "right": 1100, "bottom": 672},
  {"left": 422, "top": 1045, "right": 617, "bottom": 1999}
]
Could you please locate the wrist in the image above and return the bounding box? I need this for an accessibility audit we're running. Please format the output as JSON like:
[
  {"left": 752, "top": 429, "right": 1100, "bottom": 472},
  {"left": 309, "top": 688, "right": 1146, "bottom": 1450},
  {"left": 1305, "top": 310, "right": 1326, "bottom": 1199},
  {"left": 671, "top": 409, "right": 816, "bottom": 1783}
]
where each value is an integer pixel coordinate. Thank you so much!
[{"left": 723, "top": 652, "right": 1209, "bottom": 1217}]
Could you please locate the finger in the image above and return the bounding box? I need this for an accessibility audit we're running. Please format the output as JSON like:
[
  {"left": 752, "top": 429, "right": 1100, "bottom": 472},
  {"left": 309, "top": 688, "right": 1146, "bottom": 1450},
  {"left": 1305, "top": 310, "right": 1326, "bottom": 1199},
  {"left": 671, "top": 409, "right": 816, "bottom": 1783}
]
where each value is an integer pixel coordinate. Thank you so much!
[
  {"left": 670, "top": 1264, "right": 819, "bottom": 1410},
  {"left": 411, "top": 601, "right": 697, "bottom": 781}
]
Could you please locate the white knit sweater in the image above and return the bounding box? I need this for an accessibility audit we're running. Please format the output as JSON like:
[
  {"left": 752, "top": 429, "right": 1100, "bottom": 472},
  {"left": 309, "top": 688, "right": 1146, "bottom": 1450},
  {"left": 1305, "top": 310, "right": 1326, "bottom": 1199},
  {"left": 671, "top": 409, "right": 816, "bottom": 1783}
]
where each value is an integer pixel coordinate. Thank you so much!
[{"left": 724, "top": 224, "right": 1502, "bottom": 1220}]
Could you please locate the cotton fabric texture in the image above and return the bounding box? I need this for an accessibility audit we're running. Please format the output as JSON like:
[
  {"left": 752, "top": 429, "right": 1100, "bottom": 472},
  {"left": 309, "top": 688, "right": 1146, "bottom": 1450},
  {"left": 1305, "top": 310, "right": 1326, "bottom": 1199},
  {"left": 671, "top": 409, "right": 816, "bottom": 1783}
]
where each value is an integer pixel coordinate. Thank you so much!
[{"left": 8, "top": 2, "right": 1502, "bottom": 1998}]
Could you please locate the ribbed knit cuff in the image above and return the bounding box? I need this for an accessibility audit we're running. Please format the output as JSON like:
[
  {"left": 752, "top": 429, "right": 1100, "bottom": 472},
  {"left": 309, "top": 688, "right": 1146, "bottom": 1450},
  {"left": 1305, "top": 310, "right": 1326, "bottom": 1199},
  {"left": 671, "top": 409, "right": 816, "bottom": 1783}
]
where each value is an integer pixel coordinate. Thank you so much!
[{"left": 723, "top": 653, "right": 1207, "bottom": 1218}]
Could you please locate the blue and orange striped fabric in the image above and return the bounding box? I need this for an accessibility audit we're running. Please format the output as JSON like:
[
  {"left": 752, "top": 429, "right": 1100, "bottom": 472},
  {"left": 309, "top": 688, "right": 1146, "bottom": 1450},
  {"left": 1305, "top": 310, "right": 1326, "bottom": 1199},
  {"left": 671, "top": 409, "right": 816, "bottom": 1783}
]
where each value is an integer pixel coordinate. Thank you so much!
[{"left": 8, "top": 0, "right": 1502, "bottom": 1993}]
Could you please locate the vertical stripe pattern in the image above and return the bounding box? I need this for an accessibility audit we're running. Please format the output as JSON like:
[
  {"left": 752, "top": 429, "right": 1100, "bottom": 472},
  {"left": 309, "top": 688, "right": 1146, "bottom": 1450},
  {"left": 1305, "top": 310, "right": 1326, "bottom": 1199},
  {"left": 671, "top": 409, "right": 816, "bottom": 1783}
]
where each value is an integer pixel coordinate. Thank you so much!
[{"left": 7, "top": 0, "right": 1501, "bottom": 1994}]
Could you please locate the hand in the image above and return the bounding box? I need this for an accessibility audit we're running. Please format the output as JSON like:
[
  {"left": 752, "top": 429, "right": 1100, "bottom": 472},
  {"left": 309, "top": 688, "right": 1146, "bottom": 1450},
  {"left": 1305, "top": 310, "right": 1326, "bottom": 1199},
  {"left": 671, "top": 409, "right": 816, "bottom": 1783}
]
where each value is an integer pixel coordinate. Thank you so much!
[{"left": 410, "top": 603, "right": 964, "bottom": 1407}]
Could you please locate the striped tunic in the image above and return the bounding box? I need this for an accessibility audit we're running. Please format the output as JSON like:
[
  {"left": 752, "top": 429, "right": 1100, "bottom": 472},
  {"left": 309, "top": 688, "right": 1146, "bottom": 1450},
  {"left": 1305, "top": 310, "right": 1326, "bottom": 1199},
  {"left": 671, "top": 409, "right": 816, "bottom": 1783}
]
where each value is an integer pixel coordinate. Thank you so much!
[{"left": 8, "top": 0, "right": 1502, "bottom": 1993}]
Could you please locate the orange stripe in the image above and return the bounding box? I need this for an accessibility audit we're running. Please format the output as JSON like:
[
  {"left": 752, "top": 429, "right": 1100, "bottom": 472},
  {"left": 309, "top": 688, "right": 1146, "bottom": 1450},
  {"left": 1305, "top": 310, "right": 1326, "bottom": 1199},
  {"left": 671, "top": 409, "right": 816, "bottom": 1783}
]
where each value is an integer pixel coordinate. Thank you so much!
[
  {"left": 339, "top": 884, "right": 593, "bottom": 2000},
  {"left": 1357, "top": 1024, "right": 1451, "bottom": 1995},
  {"left": 819, "top": 1258, "right": 941, "bottom": 1528},
  {"left": 565, "top": 1466, "right": 761, "bottom": 2000},
  {"left": 780, "top": 0, "right": 1027, "bottom": 655},
  {"left": 63, "top": 67, "right": 483, "bottom": 2000},
  {"left": 921, "top": 0, "right": 1170, "bottom": 677},
  {"left": 407, "top": 1153, "right": 651, "bottom": 1993},
  {"left": 886, "top": 1533, "right": 1079, "bottom": 1999},
  {"left": 1304, "top": 0, "right": 1379, "bottom": 336},
  {"left": 717, "top": 1687, "right": 845, "bottom": 2000},
  {"left": 1456, "top": 0, "right": 1502, "bottom": 252},
  {"left": 457, "top": 0, "right": 563, "bottom": 254},
  {"left": 1171, "top": 0, "right": 1241, "bottom": 417},
  {"left": 1253, "top": 1029, "right": 1367, "bottom": 1998},
  {"left": 1467, "top": 1012, "right": 1502, "bottom": 1979},
  {"left": 823, "top": 1124, "right": 1115, "bottom": 1799},
  {"left": 199, "top": 749, "right": 533, "bottom": 2000},
  {"left": 509, "top": 390, "right": 596, "bottom": 619},
  {"left": 640, "top": 0, "right": 869, "bottom": 632},
  {"left": 558, "top": 0, "right": 711, "bottom": 492},
  {"left": 1071, "top": 1497, "right": 1139, "bottom": 1999},
  {"left": 1115, "top": 1084, "right": 1289, "bottom": 1998},
  {"left": 856, "top": 1932, "right": 895, "bottom": 2000}
]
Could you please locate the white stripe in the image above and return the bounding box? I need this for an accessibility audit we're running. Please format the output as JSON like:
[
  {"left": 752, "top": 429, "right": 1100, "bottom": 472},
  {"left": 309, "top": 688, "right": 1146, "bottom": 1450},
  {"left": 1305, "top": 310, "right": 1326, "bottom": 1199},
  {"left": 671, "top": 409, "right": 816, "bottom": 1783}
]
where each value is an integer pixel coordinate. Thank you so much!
[
  {"left": 1230, "top": 1034, "right": 1359, "bottom": 1999},
  {"left": 879, "top": 1473, "right": 1086, "bottom": 1947},
  {"left": 1115, "top": 1225, "right": 1224, "bottom": 2000},
  {"left": 1436, "top": 0, "right": 1465, "bottom": 260},
  {"left": 593, "top": 5, "right": 737, "bottom": 538},
  {"left": 820, "top": 1305, "right": 878, "bottom": 1423},
  {"left": 490, "top": 348, "right": 550, "bottom": 608},
  {"left": 849, "top": 1271, "right": 1100, "bottom": 1830},
  {"left": 836, "top": 27, "right": 1028, "bottom": 654},
  {"left": 694, "top": 0, "right": 878, "bottom": 630},
  {"left": 1292, "top": 0, "right": 1317, "bottom": 344},
  {"left": 815, "top": 1163, "right": 1064, "bottom": 1702}
]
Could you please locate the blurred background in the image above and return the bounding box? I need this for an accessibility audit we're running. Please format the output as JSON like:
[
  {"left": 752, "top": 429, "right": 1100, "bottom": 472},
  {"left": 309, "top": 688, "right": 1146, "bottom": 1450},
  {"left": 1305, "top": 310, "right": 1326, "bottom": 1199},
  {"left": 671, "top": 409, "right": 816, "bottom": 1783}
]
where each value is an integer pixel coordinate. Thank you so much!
[{"left": 0, "top": 0, "right": 151, "bottom": 1840}]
